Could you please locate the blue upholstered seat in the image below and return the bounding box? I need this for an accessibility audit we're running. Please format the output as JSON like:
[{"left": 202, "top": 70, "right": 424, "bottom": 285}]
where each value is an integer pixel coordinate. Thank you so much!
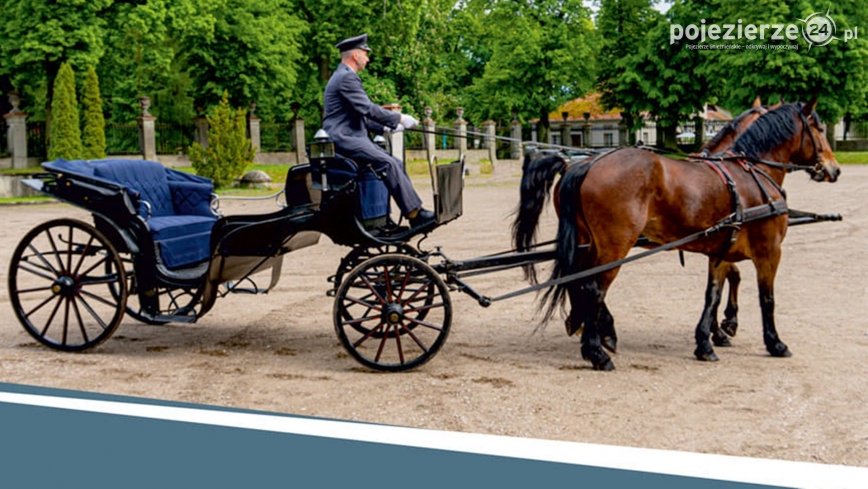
[{"left": 44, "top": 159, "right": 217, "bottom": 270}]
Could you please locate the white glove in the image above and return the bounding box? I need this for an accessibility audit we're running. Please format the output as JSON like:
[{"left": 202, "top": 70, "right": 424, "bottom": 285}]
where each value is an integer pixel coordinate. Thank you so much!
[
  {"left": 391, "top": 123, "right": 405, "bottom": 132},
  {"left": 400, "top": 114, "right": 418, "bottom": 130}
]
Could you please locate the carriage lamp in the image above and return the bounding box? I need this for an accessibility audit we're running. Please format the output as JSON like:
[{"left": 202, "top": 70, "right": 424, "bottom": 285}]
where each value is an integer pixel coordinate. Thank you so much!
[
  {"left": 373, "top": 134, "right": 387, "bottom": 150},
  {"left": 311, "top": 129, "right": 335, "bottom": 159},
  {"left": 311, "top": 129, "right": 335, "bottom": 191}
]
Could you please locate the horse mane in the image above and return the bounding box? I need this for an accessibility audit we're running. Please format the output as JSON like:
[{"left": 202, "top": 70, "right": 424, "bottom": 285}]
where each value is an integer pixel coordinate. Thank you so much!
[
  {"left": 703, "top": 108, "right": 759, "bottom": 152},
  {"left": 732, "top": 103, "right": 821, "bottom": 159}
]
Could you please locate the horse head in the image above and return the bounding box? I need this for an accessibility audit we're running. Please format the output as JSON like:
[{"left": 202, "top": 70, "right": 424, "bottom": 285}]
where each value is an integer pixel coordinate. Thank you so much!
[
  {"left": 797, "top": 99, "right": 841, "bottom": 183},
  {"left": 731, "top": 100, "right": 841, "bottom": 183}
]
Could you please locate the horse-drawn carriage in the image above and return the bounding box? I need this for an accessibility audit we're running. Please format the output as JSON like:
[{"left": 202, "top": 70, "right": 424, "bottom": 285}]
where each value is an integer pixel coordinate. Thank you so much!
[{"left": 7, "top": 101, "right": 843, "bottom": 372}]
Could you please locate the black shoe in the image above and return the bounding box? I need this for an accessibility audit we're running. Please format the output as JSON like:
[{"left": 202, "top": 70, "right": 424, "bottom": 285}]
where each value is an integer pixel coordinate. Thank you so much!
[{"left": 409, "top": 208, "right": 436, "bottom": 228}]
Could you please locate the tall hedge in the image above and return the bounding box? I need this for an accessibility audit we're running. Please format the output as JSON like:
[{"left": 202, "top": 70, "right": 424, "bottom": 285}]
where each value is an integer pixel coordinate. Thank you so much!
[
  {"left": 81, "top": 66, "right": 106, "bottom": 159},
  {"left": 189, "top": 92, "right": 255, "bottom": 188},
  {"left": 48, "top": 62, "right": 82, "bottom": 160}
]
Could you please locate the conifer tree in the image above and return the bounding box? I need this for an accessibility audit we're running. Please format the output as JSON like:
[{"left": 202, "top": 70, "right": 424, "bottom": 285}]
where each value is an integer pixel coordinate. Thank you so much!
[
  {"left": 188, "top": 91, "right": 255, "bottom": 188},
  {"left": 81, "top": 66, "right": 106, "bottom": 159},
  {"left": 48, "top": 62, "right": 82, "bottom": 160}
]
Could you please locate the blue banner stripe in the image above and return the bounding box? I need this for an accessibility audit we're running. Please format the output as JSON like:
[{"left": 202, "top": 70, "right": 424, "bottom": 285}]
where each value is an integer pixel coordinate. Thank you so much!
[{"left": 0, "top": 401, "right": 782, "bottom": 489}]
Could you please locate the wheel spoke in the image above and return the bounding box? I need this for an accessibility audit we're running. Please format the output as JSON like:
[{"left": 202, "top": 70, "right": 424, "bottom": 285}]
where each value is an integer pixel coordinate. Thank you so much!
[
  {"left": 342, "top": 295, "right": 382, "bottom": 311},
  {"left": 394, "top": 269, "right": 411, "bottom": 301},
  {"left": 40, "top": 296, "right": 64, "bottom": 336},
  {"left": 44, "top": 229, "right": 67, "bottom": 274},
  {"left": 76, "top": 294, "right": 109, "bottom": 331},
  {"left": 374, "top": 324, "right": 391, "bottom": 363},
  {"left": 16, "top": 285, "right": 55, "bottom": 294},
  {"left": 62, "top": 297, "right": 71, "bottom": 346},
  {"left": 77, "top": 254, "right": 109, "bottom": 279},
  {"left": 403, "top": 302, "right": 445, "bottom": 314},
  {"left": 405, "top": 316, "right": 443, "bottom": 332},
  {"left": 24, "top": 292, "right": 60, "bottom": 318},
  {"left": 358, "top": 274, "right": 388, "bottom": 305},
  {"left": 352, "top": 322, "right": 386, "bottom": 349},
  {"left": 70, "top": 297, "right": 90, "bottom": 344},
  {"left": 66, "top": 226, "right": 74, "bottom": 273},
  {"left": 398, "top": 321, "right": 430, "bottom": 353},
  {"left": 80, "top": 289, "right": 119, "bottom": 309},
  {"left": 393, "top": 323, "right": 405, "bottom": 364},
  {"left": 344, "top": 314, "right": 380, "bottom": 326},
  {"left": 71, "top": 236, "right": 95, "bottom": 276},
  {"left": 26, "top": 243, "right": 61, "bottom": 276},
  {"left": 18, "top": 260, "right": 59, "bottom": 282}
]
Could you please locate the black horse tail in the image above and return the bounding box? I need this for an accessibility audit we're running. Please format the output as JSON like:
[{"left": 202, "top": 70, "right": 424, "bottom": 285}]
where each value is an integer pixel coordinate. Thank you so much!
[
  {"left": 540, "top": 160, "right": 595, "bottom": 324},
  {"left": 511, "top": 152, "right": 568, "bottom": 283}
]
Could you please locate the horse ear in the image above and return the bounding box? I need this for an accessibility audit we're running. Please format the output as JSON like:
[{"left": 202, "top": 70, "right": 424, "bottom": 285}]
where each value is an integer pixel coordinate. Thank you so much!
[
  {"left": 752, "top": 96, "right": 762, "bottom": 108},
  {"left": 802, "top": 98, "right": 818, "bottom": 116}
]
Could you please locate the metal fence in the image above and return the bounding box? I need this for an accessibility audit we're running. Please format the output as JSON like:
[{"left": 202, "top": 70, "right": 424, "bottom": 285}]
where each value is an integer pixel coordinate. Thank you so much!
[
  {"left": 259, "top": 122, "right": 294, "bottom": 152},
  {"left": 156, "top": 123, "right": 195, "bottom": 155},
  {"left": 106, "top": 123, "right": 140, "bottom": 155},
  {"left": 27, "top": 121, "right": 47, "bottom": 158}
]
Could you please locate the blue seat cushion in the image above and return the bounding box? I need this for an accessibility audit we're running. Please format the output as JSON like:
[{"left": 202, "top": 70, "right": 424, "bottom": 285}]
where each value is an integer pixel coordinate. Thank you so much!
[
  {"left": 358, "top": 169, "right": 390, "bottom": 220},
  {"left": 91, "top": 160, "right": 174, "bottom": 217},
  {"left": 148, "top": 216, "right": 216, "bottom": 269}
]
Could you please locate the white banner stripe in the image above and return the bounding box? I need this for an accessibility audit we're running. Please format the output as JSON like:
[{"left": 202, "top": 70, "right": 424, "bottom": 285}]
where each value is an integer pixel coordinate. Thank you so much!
[{"left": 0, "top": 392, "right": 864, "bottom": 488}]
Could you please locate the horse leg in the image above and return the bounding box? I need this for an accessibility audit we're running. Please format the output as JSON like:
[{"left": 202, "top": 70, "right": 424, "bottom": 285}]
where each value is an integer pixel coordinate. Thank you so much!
[
  {"left": 754, "top": 253, "right": 791, "bottom": 358},
  {"left": 566, "top": 284, "right": 617, "bottom": 353},
  {"left": 720, "top": 262, "right": 741, "bottom": 337},
  {"left": 578, "top": 266, "right": 622, "bottom": 371},
  {"left": 695, "top": 260, "right": 730, "bottom": 361}
]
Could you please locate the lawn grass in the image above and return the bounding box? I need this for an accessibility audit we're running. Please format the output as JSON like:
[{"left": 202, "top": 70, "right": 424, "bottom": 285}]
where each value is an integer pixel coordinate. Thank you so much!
[
  {"left": 834, "top": 151, "right": 868, "bottom": 165},
  {"left": 0, "top": 195, "right": 55, "bottom": 205}
]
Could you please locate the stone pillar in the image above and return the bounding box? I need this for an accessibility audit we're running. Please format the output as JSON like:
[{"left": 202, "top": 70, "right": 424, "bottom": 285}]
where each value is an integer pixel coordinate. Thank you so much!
[
  {"left": 693, "top": 115, "right": 704, "bottom": 147},
  {"left": 510, "top": 117, "right": 522, "bottom": 159},
  {"left": 383, "top": 103, "right": 404, "bottom": 165},
  {"left": 454, "top": 108, "right": 467, "bottom": 160},
  {"left": 4, "top": 92, "right": 28, "bottom": 169},
  {"left": 482, "top": 120, "right": 497, "bottom": 167},
  {"left": 291, "top": 118, "right": 306, "bottom": 163},
  {"left": 194, "top": 111, "right": 209, "bottom": 149},
  {"left": 560, "top": 111, "right": 571, "bottom": 148},
  {"left": 248, "top": 102, "right": 260, "bottom": 152},
  {"left": 423, "top": 106, "right": 435, "bottom": 164},
  {"left": 582, "top": 112, "right": 592, "bottom": 148},
  {"left": 138, "top": 96, "right": 157, "bottom": 161}
]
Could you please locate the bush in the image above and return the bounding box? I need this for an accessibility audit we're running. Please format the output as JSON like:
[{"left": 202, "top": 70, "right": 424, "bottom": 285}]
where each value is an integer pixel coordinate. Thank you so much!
[
  {"left": 188, "top": 92, "right": 255, "bottom": 188},
  {"left": 48, "top": 62, "right": 82, "bottom": 160},
  {"left": 81, "top": 66, "right": 106, "bottom": 159}
]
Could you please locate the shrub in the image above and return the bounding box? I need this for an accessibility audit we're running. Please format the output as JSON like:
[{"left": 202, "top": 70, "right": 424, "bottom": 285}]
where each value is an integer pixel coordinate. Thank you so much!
[
  {"left": 81, "top": 66, "right": 106, "bottom": 159},
  {"left": 188, "top": 92, "right": 255, "bottom": 188},
  {"left": 48, "top": 62, "right": 82, "bottom": 160}
]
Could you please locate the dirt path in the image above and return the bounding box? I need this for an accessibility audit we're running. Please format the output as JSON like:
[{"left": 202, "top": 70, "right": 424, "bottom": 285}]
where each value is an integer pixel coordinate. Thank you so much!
[{"left": 1, "top": 163, "right": 865, "bottom": 466}]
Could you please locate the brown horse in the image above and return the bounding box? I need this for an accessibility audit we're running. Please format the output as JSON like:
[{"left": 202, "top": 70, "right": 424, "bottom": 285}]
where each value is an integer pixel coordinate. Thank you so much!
[
  {"left": 541, "top": 101, "right": 839, "bottom": 370},
  {"left": 512, "top": 98, "right": 776, "bottom": 351}
]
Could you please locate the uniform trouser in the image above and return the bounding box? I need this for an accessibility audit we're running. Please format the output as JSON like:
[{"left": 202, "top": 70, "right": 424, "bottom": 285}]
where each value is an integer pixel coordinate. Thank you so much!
[{"left": 336, "top": 143, "right": 423, "bottom": 215}]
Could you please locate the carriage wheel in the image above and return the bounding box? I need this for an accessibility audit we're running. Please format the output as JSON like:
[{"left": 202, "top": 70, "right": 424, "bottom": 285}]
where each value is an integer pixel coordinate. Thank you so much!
[
  {"left": 8, "top": 219, "right": 127, "bottom": 351},
  {"left": 333, "top": 254, "right": 451, "bottom": 372},
  {"left": 108, "top": 256, "right": 201, "bottom": 325},
  {"left": 333, "top": 244, "right": 436, "bottom": 329}
]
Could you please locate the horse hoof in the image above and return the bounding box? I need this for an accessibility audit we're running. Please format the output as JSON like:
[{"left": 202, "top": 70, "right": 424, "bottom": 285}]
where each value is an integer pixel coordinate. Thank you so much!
[
  {"left": 768, "top": 343, "right": 792, "bottom": 358},
  {"left": 721, "top": 318, "right": 738, "bottom": 337},
  {"left": 601, "top": 336, "right": 617, "bottom": 353},
  {"left": 694, "top": 348, "right": 719, "bottom": 362},
  {"left": 712, "top": 333, "right": 732, "bottom": 347},
  {"left": 593, "top": 358, "right": 616, "bottom": 371}
]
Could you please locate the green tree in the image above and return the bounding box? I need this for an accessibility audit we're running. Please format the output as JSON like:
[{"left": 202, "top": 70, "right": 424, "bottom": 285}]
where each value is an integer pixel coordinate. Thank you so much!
[
  {"left": 701, "top": 0, "right": 868, "bottom": 123},
  {"left": 0, "top": 0, "right": 112, "bottom": 121},
  {"left": 463, "top": 0, "right": 599, "bottom": 141},
  {"left": 81, "top": 67, "right": 106, "bottom": 159},
  {"left": 189, "top": 92, "right": 255, "bottom": 188},
  {"left": 48, "top": 62, "right": 82, "bottom": 160},
  {"left": 179, "top": 0, "right": 307, "bottom": 122},
  {"left": 596, "top": 0, "right": 662, "bottom": 143}
]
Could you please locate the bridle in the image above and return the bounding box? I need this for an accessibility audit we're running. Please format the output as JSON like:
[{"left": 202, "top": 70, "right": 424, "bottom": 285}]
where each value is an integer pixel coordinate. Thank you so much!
[{"left": 746, "top": 107, "right": 826, "bottom": 179}]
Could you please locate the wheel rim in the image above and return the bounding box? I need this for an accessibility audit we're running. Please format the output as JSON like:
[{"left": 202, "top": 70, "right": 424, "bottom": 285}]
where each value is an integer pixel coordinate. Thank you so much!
[
  {"left": 334, "top": 244, "right": 435, "bottom": 332},
  {"left": 8, "top": 219, "right": 127, "bottom": 351},
  {"left": 334, "top": 254, "right": 451, "bottom": 371}
]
